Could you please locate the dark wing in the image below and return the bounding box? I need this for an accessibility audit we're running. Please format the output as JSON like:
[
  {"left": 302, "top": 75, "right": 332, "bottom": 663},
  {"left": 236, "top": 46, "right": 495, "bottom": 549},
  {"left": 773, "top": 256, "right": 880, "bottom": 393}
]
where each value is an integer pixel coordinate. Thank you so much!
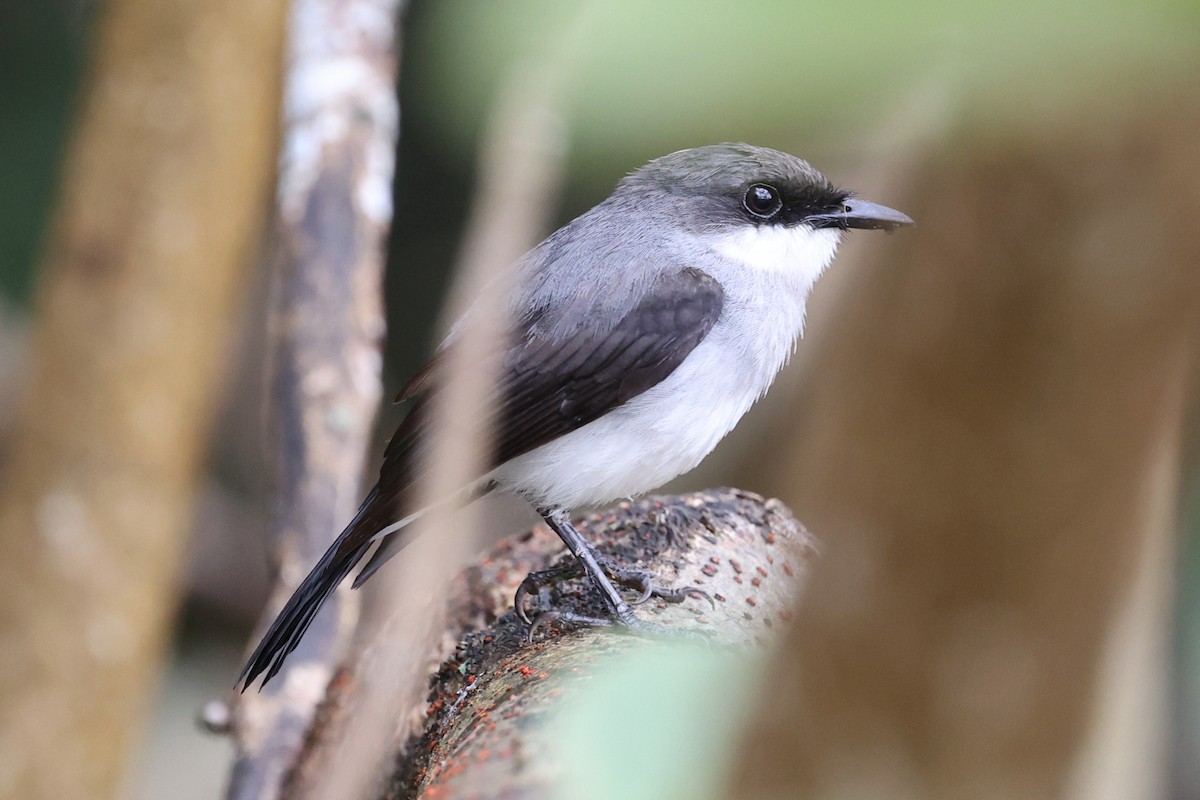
[
  {"left": 348, "top": 266, "right": 723, "bottom": 579},
  {"left": 238, "top": 268, "right": 723, "bottom": 689},
  {"left": 493, "top": 266, "right": 724, "bottom": 463}
]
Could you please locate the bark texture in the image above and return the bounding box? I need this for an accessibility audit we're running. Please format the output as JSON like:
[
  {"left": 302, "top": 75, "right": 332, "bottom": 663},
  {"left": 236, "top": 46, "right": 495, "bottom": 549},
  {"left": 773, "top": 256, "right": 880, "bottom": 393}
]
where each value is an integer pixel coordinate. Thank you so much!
[
  {"left": 0, "top": 0, "right": 285, "bottom": 797},
  {"left": 266, "top": 489, "right": 810, "bottom": 800}
]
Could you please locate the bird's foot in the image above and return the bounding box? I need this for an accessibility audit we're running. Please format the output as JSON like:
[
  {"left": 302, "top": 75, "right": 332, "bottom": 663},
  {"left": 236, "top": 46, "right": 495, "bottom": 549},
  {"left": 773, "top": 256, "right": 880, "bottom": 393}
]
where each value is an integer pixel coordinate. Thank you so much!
[
  {"left": 524, "top": 606, "right": 632, "bottom": 642},
  {"left": 514, "top": 549, "right": 711, "bottom": 632},
  {"left": 524, "top": 606, "right": 716, "bottom": 645}
]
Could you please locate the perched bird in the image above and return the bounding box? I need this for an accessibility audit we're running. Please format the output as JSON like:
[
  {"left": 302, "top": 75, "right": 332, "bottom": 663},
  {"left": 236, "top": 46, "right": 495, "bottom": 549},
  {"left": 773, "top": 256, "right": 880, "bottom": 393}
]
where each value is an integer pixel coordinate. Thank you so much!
[{"left": 239, "top": 143, "right": 912, "bottom": 689}]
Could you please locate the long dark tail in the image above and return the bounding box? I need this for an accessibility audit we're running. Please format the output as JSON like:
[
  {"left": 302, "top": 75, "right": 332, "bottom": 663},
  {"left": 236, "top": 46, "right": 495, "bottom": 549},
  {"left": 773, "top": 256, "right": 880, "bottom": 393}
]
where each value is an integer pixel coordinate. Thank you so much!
[{"left": 238, "top": 486, "right": 381, "bottom": 691}]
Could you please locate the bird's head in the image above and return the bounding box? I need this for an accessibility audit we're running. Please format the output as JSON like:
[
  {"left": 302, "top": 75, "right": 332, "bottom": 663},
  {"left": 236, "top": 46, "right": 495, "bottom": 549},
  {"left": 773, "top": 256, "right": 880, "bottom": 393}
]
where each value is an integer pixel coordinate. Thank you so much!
[{"left": 617, "top": 143, "right": 913, "bottom": 283}]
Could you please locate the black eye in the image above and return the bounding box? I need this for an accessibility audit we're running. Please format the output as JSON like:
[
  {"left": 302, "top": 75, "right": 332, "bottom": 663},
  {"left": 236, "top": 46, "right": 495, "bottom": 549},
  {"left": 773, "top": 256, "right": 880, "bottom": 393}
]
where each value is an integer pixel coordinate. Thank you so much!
[{"left": 743, "top": 183, "right": 783, "bottom": 219}]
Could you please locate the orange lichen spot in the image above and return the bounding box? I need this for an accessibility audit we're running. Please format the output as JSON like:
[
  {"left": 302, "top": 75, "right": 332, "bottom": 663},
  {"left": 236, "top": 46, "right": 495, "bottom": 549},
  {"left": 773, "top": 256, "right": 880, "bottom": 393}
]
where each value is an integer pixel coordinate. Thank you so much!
[
  {"left": 518, "top": 665, "right": 536, "bottom": 678},
  {"left": 746, "top": 597, "right": 758, "bottom": 607},
  {"left": 765, "top": 533, "right": 777, "bottom": 544}
]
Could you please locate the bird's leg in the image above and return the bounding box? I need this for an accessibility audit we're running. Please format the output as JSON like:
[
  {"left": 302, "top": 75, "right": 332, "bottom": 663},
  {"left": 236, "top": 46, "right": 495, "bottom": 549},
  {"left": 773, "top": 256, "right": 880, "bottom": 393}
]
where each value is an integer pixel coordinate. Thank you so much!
[
  {"left": 516, "top": 507, "right": 710, "bottom": 636},
  {"left": 530, "top": 507, "right": 638, "bottom": 624},
  {"left": 514, "top": 554, "right": 647, "bottom": 626}
]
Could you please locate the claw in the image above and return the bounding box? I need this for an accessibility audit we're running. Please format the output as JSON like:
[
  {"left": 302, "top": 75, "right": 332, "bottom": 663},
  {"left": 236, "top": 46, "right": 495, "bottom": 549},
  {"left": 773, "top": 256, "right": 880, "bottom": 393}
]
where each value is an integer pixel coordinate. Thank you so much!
[
  {"left": 513, "top": 576, "right": 538, "bottom": 626},
  {"left": 513, "top": 560, "right": 585, "bottom": 626},
  {"left": 526, "top": 611, "right": 555, "bottom": 643},
  {"left": 526, "top": 610, "right": 615, "bottom": 643},
  {"left": 612, "top": 569, "right": 654, "bottom": 605},
  {"left": 607, "top": 565, "right": 664, "bottom": 605},
  {"left": 654, "top": 586, "right": 714, "bottom": 608},
  {"left": 630, "top": 582, "right": 654, "bottom": 605}
]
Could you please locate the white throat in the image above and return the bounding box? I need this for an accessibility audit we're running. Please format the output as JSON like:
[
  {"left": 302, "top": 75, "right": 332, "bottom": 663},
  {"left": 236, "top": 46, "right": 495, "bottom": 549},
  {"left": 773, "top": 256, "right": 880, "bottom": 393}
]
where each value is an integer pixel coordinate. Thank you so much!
[{"left": 710, "top": 224, "right": 841, "bottom": 285}]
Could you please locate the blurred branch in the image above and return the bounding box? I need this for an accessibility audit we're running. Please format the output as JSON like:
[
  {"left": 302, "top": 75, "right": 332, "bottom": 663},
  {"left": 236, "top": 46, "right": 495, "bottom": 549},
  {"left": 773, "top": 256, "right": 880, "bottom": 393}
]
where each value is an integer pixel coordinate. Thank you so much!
[
  {"left": 225, "top": 1, "right": 401, "bottom": 799},
  {"left": 0, "top": 0, "right": 285, "bottom": 796},
  {"left": 296, "top": 54, "right": 569, "bottom": 800},
  {"left": 226, "top": 12, "right": 571, "bottom": 798},
  {"left": 0, "top": 300, "right": 30, "bottom": 442},
  {"left": 728, "top": 94, "right": 1200, "bottom": 800}
]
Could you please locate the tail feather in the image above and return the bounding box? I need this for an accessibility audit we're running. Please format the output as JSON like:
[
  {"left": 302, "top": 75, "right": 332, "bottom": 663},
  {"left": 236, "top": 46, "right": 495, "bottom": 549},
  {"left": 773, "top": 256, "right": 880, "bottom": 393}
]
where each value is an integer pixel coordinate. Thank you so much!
[
  {"left": 237, "top": 476, "right": 493, "bottom": 689},
  {"left": 350, "top": 479, "right": 497, "bottom": 588},
  {"left": 238, "top": 487, "right": 381, "bottom": 691},
  {"left": 351, "top": 510, "right": 423, "bottom": 588}
]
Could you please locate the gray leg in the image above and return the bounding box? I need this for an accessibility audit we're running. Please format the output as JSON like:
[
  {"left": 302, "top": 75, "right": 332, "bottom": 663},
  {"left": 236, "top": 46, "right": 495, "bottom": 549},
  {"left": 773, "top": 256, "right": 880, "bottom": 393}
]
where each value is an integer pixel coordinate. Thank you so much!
[
  {"left": 514, "top": 553, "right": 662, "bottom": 626},
  {"left": 536, "top": 507, "right": 638, "bottom": 625},
  {"left": 518, "top": 507, "right": 711, "bottom": 639}
]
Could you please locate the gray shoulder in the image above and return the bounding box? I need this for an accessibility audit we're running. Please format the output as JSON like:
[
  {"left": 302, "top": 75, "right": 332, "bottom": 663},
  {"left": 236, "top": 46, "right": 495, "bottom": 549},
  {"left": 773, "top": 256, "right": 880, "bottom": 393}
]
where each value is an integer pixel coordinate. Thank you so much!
[{"left": 507, "top": 200, "right": 695, "bottom": 340}]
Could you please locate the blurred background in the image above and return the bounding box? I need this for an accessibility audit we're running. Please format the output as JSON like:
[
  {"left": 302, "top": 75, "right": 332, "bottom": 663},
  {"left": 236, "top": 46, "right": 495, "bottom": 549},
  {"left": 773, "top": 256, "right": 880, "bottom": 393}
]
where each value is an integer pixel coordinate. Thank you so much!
[{"left": 1, "top": 0, "right": 1197, "bottom": 798}]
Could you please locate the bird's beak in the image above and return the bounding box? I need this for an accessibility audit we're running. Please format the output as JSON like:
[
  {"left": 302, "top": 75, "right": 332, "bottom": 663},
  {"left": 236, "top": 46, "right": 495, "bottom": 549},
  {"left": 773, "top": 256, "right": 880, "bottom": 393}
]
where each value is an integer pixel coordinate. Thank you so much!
[{"left": 809, "top": 198, "right": 914, "bottom": 232}]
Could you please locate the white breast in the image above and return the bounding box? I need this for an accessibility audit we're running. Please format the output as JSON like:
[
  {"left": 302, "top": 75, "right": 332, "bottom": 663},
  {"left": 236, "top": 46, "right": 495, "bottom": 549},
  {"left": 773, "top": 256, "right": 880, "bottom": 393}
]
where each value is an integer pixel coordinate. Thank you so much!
[
  {"left": 712, "top": 223, "right": 840, "bottom": 284},
  {"left": 491, "top": 224, "right": 841, "bottom": 509}
]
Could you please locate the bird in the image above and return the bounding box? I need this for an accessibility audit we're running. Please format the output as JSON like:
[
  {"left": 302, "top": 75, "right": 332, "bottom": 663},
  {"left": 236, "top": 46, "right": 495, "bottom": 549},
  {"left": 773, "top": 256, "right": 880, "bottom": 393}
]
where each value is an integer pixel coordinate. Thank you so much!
[{"left": 239, "top": 143, "right": 912, "bottom": 690}]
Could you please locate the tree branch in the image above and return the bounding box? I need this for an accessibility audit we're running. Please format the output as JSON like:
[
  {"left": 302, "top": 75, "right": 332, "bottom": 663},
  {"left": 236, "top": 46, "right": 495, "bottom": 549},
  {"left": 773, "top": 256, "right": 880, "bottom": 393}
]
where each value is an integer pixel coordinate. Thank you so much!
[
  {"left": 225, "top": 2, "right": 402, "bottom": 799},
  {"left": 263, "top": 489, "right": 811, "bottom": 800}
]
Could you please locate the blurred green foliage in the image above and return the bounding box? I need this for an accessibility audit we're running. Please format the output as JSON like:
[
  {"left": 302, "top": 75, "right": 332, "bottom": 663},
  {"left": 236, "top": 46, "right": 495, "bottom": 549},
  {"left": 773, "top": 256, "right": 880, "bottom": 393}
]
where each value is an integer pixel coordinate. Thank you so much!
[
  {"left": 7, "top": 0, "right": 1197, "bottom": 305},
  {"left": 0, "top": 3, "right": 88, "bottom": 303},
  {"left": 552, "top": 643, "right": 763, "bottom": 800},
  {"left": 412, "top": 0, "right": 1199, "bottom": 184}
]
